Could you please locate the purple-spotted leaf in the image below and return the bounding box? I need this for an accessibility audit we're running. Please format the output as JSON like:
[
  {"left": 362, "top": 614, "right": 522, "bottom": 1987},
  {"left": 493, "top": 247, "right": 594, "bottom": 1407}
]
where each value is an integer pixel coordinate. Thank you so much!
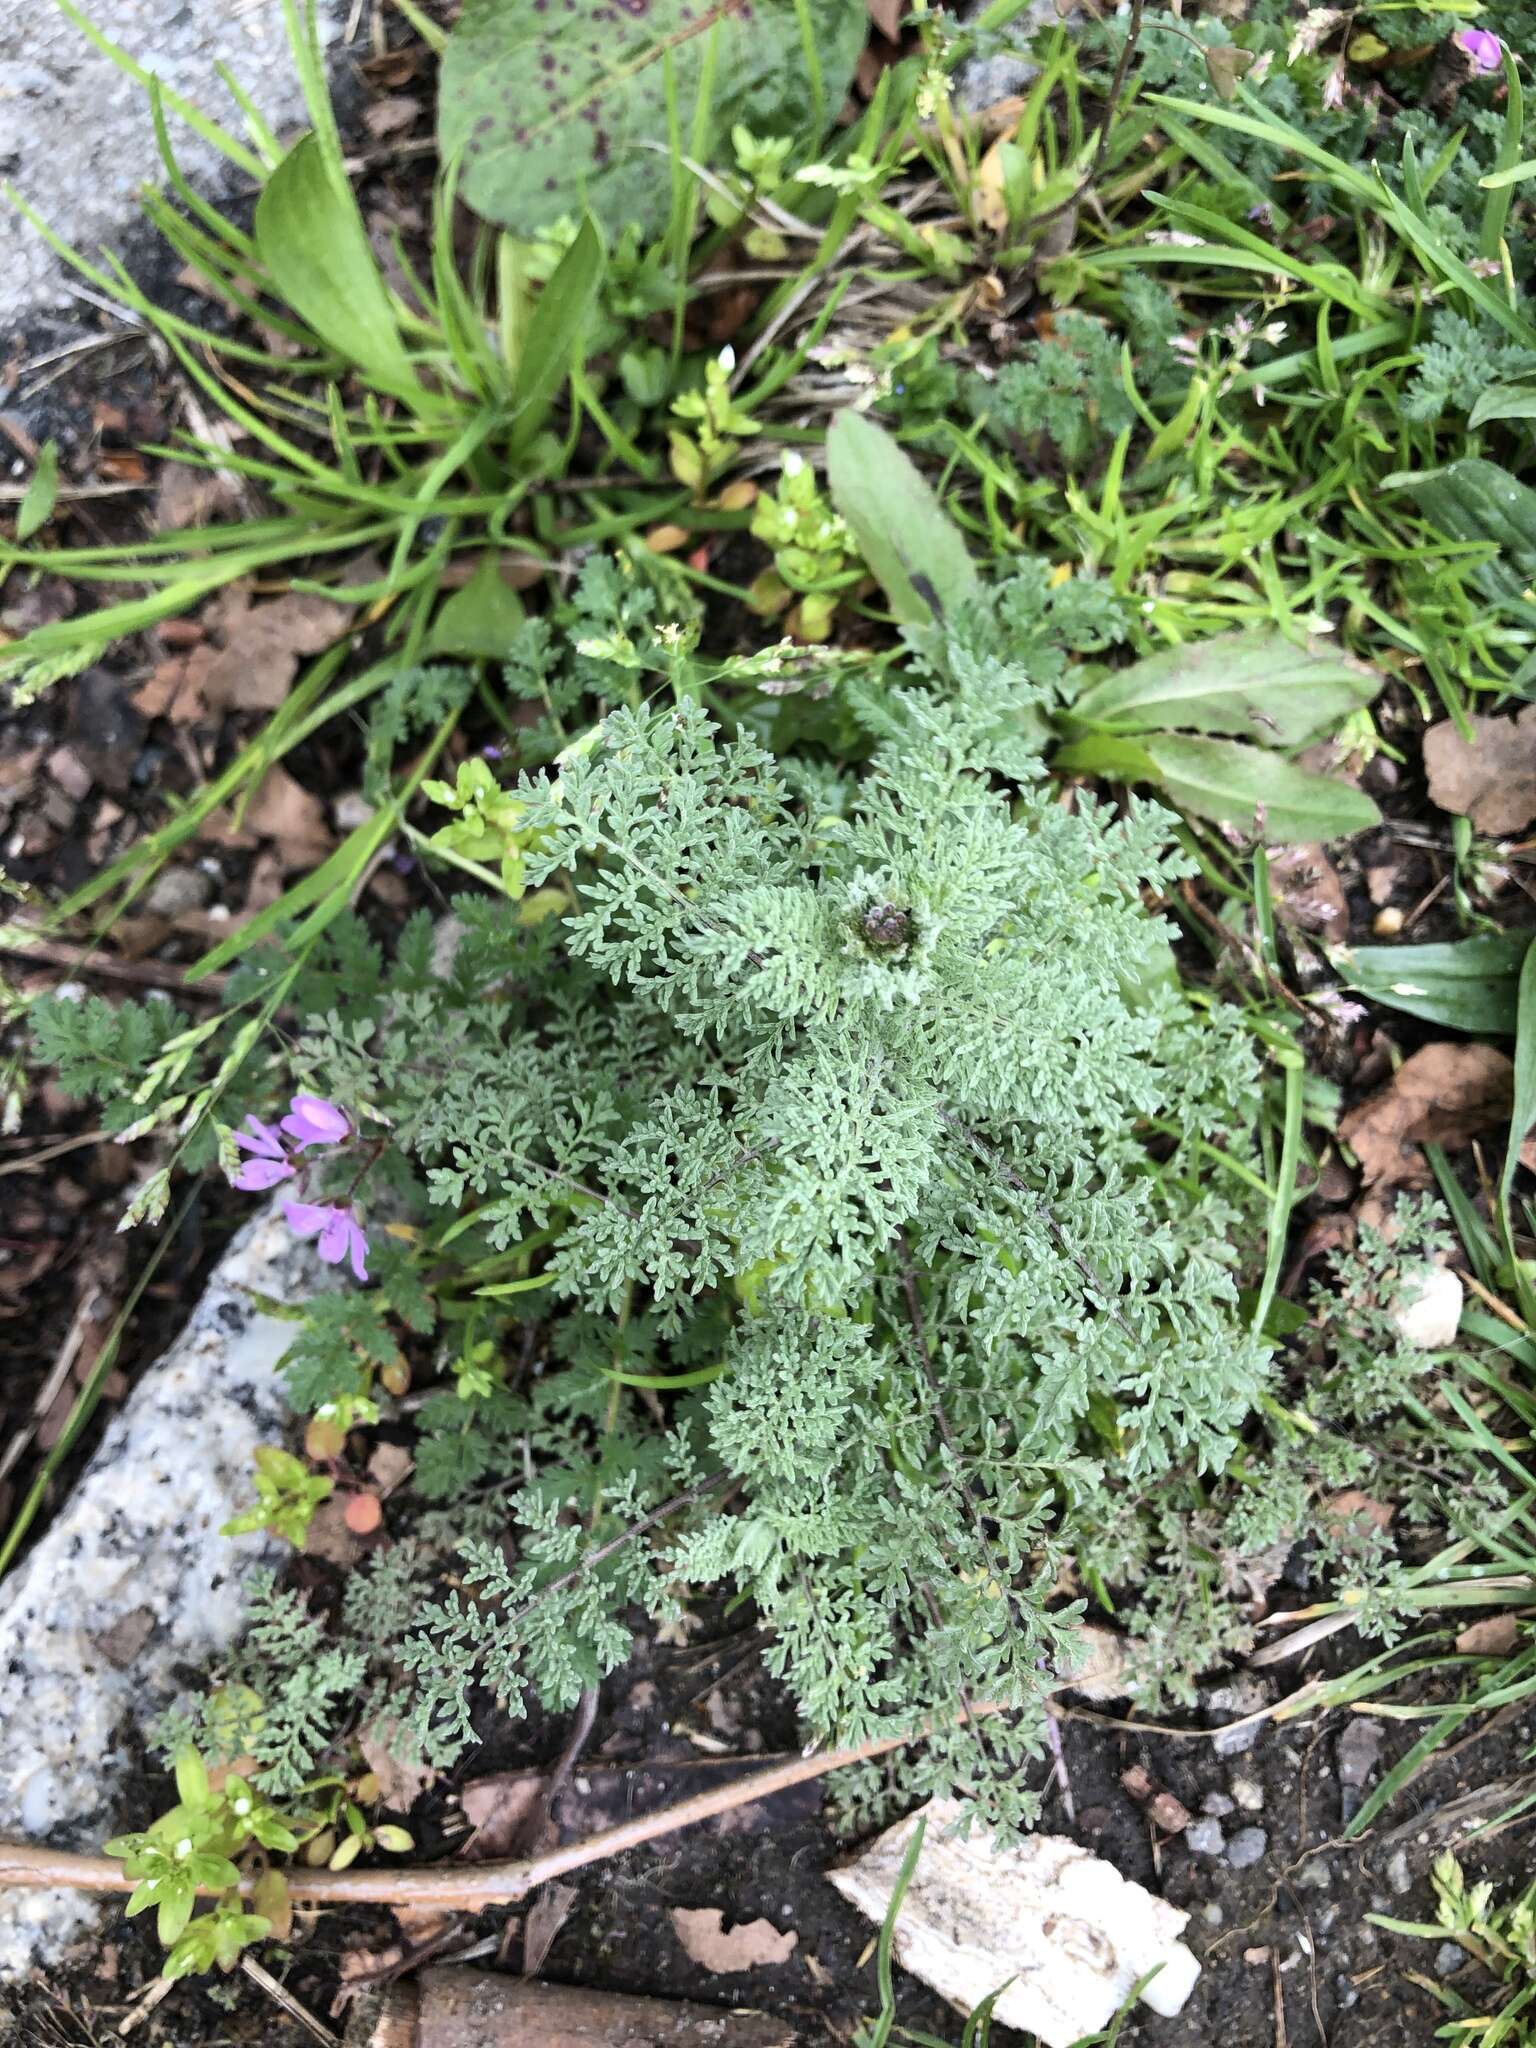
[{"left": 439, "top": 0, "right": 863, "bottom": 235}]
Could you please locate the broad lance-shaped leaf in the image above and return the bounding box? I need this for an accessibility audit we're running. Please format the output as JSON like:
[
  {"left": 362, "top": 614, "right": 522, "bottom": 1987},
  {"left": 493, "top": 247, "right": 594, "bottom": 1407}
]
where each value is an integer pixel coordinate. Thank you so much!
[
  {"left": 826, "top": 412, "right": 979, "bottom": 626},
  {"left": 255, "top": 133, "right": 421, "bottom": 402},
  {"left": 1065, "top": 629, "right": 1378, "bottom": 748},
  {"left": 1139, "top": 734, "right": 1379, "bottom": 843},
  {"left": 440, "top": 0, "right": 863, "bottom": 236},
  {"left": 1333, "top": 933, "right": 1529, "bottom": 1036},
  {"left": 1056, "top": 732, "right": 1379, "bottom": 844},
  {"left": 1505, "top": 939, "right": 1536, "bottom": 1199},
  {"left": 507, "top": 217, "right": 606, "bottom": 460}
]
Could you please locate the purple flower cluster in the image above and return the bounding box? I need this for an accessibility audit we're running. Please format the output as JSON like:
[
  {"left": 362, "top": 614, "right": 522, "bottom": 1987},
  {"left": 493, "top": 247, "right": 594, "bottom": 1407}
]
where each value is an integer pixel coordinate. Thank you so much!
[{"left": 232, "top": 1095, "right": 369, "bottom": 1281}]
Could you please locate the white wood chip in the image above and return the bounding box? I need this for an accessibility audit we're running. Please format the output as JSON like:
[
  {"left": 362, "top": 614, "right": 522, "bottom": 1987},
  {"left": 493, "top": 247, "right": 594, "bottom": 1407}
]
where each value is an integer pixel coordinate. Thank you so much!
[{"left": 828, "top": 1801, "right": 1201, "bottom": 2047}]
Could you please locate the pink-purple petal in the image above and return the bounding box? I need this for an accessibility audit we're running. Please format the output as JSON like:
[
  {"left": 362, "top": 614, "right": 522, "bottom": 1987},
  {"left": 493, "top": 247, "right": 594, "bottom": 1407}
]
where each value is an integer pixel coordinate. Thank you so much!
[
  {"left": 233, "top": 1157, "right": 294, "bottom": 1192},
  {"left": 280, "top": 1094, "right": 352, "bottom": 1150},
  {"left": 234, "top": 1115, "right": 288, "bottom": 1161},
  {"left": 1456, "top": 27, "right": 1502, "bottom": 72},
  {"left": 283, "top": 1200, "right": 334, "bottom": 1240}
]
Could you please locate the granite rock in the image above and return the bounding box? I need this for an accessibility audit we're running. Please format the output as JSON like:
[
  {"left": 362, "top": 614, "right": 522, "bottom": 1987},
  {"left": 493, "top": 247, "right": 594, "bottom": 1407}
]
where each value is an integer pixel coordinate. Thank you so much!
[
  {"left": 0, "top": 1205, "right": 322, "bottom": 1977},
  {"left": 0, "top": 0, "right": 343, "bottom": 330}
]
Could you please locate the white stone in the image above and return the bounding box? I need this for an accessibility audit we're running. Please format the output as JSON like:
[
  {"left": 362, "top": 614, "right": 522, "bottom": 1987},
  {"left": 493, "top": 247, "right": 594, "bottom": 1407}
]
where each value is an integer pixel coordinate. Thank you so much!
[
  {"left": 0, "top": 1206, "right": 324, "bottom": 1978},
  {"left": 0, "top": 0, "right": 343, "bottom": 328},
  {"left": 828, "top": 1802, "right": 1200, "bottom": 2046},
  {"left": 1390, "top": 1265, "right": 1463, "bottom": 1350}
]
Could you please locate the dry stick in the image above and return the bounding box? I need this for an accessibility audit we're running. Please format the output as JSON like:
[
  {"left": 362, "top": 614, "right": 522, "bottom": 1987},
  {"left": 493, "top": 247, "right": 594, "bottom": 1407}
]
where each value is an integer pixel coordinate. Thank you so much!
[
  {"left": 0, "top": 932, "right": 229, "bottom": 998},
  {"left": 0, "top": 1707, "right": 1011, "bottom": 1912},
  {"left": 238, "top": 1955, "right": 340, "bottom": 2048},
  {"left": 0, "top": 1685, "right": 1331, "bottom": 1914}
]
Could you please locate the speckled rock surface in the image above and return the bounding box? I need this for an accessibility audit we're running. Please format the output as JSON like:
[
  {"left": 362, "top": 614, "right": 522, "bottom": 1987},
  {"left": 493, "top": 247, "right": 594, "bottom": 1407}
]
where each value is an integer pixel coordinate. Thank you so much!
[
  {"left": 0, "top": 1205, "right": 316, "bottom": 1978},
  {"left": 956, "top": 0, "right": 1076, "bottom": 113},
  {"left": 0, "top": 0, "right": 343, "bottom": 330}
]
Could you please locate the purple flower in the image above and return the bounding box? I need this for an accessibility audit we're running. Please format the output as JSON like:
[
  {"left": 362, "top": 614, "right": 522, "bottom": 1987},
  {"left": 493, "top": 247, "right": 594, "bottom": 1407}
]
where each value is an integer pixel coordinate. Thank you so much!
[
  {"left": 280, "top": 1094, "right": 351, "bottom": 1151},
  {"left": 232, "top": 1115, "right": 293, "bottom": 1190},
  {"left": 1456, "top": 28, "right": 1502, "bottom": 74},
  {"left": 284, "top": 1200, "right": 370, "bottom": 1282}
]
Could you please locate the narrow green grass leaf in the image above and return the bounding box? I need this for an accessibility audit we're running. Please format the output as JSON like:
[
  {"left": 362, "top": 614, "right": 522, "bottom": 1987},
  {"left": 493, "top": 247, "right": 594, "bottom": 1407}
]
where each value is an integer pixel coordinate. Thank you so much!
[{"left": 49, "top": 0, "right": 265, "bottom": 178}]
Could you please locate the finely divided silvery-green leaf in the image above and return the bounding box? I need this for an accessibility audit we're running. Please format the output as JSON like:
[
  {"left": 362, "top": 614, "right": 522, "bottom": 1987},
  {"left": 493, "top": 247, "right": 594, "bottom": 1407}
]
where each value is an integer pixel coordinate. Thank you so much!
[
  {"left": 1066, "top": 629, "right": 1378, "bottom": 748},
  {"left": 16, "top": 440, "right": 58, "bottom": 542},
  {"left": 826, "top": 412, "right": 979, "bottom": 626},
  {"left": 255, "top": 133, "right": 420, "bottom": 400},
  {"left": 1336, "top": 933, "right": 1530, "bottom": 1035},
  {"left": 1136, "top": 734, "right": 1380, "bottom": 844},
  {"left": 439, "top": 0, "right": 863, "bottom": 236},
  {"left": 1504, "top": 939, "right": 1536, "bottom": 1200}
]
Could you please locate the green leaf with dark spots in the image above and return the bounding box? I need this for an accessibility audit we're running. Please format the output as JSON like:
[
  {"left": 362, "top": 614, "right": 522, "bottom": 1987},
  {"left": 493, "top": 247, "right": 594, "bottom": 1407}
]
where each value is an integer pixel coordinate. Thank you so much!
[{"left": 440, "top": 0, "right": 863, "bottom": 236}]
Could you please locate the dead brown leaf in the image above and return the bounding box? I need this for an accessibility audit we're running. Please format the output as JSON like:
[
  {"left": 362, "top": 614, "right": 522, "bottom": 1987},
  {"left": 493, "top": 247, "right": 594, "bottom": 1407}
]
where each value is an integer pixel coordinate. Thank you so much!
[
  {"left": 866, "top": 0, "right": 905, "bottom": 37},
  {"left": 460, "top": 1770, "right": 548, "bottom": 1860},
  {"left": 198, "top": 581, "right": 354, "bottom": 713},
  {"left": 367, "top": 1442, "right": 414, "bottom": 1494},
  {"left": 1269, "top": 842, "right": 1347, "bottom": 936},
  {"left": 1424, "top": 707, "right": 1536, "bottom": 836},
  {"left": 670, "top": 1908, "right": 799, "bottom": 1972},
  {"left": 1456, "top": 1614, "right": 1521, "bottom": 1656},
  {"left": 522, "top": 1882, "right": 577, "bottom": 1978},
  {"left": 154, "top": 462, "right": 242, "bottom": 534},
  {"left": 360, "top": 1721, "right": 437, "bottom": 1814},
  {"left": 133, "top": 645, "right": 215, "bottom": 723},
  {"left": 241, "top": 764, "right": 331, "bottom": 868},
  {"left": 1339, "top": 1042, "right": 1513, "bottom": 1188},
  {"left": 301, "top": 1495, "right": 365, "bottom": 1569},
  {"left": 364, "top": 93, "right": 421, "bottom": 140},
  {"left": 1322, "top": 1490, "right": 1395, "bottom": 1534}
]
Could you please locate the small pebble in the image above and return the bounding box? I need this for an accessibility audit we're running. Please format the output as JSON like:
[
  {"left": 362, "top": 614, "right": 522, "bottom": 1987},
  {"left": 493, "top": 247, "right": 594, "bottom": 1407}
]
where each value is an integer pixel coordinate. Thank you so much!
[
  {"left": 1387, "top": 1849, "right": 1412, "bottom": 1895},
  {"left": 1203, "top": 1904, "right": 1224, "bottom": 1928},
  {"left": 1231, "top": 1776, "right": 1264, "bottom": 1812},
  {"left": 1186, "top": 1818, "right": 1226, "bottom": 1857},
  {"left": 1295, "top": 1860, "right": 1332, "bottom": 1890},
  {"left": 145, "top": 866, "right": 213, "bottom": 917},
  {"left": 1334, "top": 1976, "right": 1359, "bottom": 2011},
  {"left": 1202, "top": 1791, "right": 1235, "bottom": 1818},
  {"left": 1227, "top": 1826, "right": 1268, "bottom": 1870},
  {"left": 1434, "top": 1942, "right": 1466, "bottom": 1978}
]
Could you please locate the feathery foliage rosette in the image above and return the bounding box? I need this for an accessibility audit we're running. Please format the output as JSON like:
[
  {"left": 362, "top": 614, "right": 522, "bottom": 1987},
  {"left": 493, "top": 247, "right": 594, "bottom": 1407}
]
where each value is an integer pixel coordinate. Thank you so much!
[{"left": 246, "top": 588, "right": 1273, "bottom": 1827}]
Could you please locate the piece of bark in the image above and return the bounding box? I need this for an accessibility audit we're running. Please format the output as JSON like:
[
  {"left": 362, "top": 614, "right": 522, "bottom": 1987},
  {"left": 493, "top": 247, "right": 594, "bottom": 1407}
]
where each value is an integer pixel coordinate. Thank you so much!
[{"left": 344, "top": 1971, "right": 796, "bottom": 2047}]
